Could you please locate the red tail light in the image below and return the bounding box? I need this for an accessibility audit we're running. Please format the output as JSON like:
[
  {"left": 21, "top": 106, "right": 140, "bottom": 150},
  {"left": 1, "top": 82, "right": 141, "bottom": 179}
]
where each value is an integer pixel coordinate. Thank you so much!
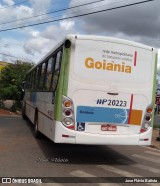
[
  {"left": 64, "top": 109, "right": 72, "bottom": 116},
  {"left": 62, "top": 96, "right": 75, "bottom": 130},
  {"left": 140, "top": 129, "right": 147, "bottom": 133},
  {"left": 140, "top": 105, "right": 152, "bottom": 133}
]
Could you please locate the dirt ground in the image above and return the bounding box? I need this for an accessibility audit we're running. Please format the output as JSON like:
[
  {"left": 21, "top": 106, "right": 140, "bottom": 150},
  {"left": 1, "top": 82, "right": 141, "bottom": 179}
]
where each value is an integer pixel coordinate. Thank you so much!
[{"left": 0, "top": 108, "right": 19, "bottom": 115}]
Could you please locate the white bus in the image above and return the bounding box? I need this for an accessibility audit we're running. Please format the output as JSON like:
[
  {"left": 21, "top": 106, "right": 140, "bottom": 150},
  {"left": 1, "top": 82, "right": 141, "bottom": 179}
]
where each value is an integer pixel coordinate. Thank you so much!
[{"left": 22, "top": 34, "right": 157, "bottom": 145}]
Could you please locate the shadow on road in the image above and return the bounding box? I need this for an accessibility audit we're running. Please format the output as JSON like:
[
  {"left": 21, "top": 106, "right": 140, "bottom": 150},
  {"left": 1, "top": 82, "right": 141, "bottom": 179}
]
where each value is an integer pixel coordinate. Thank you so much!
[{"left": 25, "top": 119, "right": 136, "bottom": 166}]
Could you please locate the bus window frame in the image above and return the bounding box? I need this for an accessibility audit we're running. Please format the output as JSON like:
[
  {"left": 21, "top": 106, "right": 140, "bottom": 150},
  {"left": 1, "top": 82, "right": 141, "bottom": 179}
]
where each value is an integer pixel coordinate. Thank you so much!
[
  {"left": 26, "top": 45, "right": 63, "bottom": 92},
  {"left": 50, "top": 48, "right": 63, "bottom": 92},
  {"left": 36, "top": 65, "right": 42, "bottom": 90},
  {"left": 38, "top": 62, "right": 47, "bottom": 91},
  {"left": 42, "top": 60, "right": 49, "bottom": 91},
  {"left": 45, "top": 56, "right": 55, "bottom": 91}
]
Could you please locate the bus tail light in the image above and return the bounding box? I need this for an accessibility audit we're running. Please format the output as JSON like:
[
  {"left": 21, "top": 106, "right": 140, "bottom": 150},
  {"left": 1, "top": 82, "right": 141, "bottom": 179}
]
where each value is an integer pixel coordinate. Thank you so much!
[
  {"left": 145, "top": 115, "right": 151, "bottom": 122},
  {"left": 140, "top": 105, "right": 153, "bottom": 133},
  {"left": 64, "top": 109, "right": 72, "bottom": 117},
  {"left": 147, "top": 107, "right": 152, "bottom": 113},
  {"left": 63, "top": 118, "right": 74, "bottom": 125},
  {"left": 64, "top": 100, "right": 72, "bottom": 108},
  {"left": 62, "top": 96, "right": 75, "bottom": 130}
]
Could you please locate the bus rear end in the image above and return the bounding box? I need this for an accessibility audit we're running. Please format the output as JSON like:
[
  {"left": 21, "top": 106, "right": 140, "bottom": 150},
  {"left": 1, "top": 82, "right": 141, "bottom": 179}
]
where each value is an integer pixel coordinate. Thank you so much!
[{"left": 55, "top": 35, "right": 157, "bottom": 145}]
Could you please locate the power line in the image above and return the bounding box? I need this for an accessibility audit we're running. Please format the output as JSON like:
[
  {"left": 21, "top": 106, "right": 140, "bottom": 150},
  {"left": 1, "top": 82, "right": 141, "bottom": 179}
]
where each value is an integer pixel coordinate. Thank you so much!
[
  {"left": 0, "top": 0, "right": 154, "bottom": 32},
  {"left": 0, "top": 52, "right": 33, "bottom": 62},
  {"left": 0, "top": 0, "right": 136, "bottom": 28},
  {"left": 0, "top": 0, "right": 145, "bottom": 31},
  {"left": 20, "top": 0, "right": 132, "bottom": 29},
  {"left": 3, "top": 0, "right": 139, "bottom": 31},
  {"left": 1, "top": 0, "right": 129, "bottom": 29},
  {"left": 0, "top": 0, "right": 29, "bottom": 10},
  {"left": 0, "top": 0, "right": 107, "bottom": 26}
]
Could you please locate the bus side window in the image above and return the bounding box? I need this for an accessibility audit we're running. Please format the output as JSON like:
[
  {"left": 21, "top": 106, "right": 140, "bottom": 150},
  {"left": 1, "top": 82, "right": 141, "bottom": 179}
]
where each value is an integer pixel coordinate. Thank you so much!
[
  {"left": 39, "top": 62, "right": 47, "bottom": 91},
  {"left": 32, "top": 69, "right": 37, "bottom": 90},
  {"left": 36, "top": 66, "right": 41, "bottom": 90},
  {"left": 24, "top": 74, "right": 29, "bottom": 90},
  {"left": 51, "top": 50, "right": 62, "bottom": 91},
  {"left": 55, "top": 50, "right": 62, "bottom": 71},
  {"left": 32, "top": 70, "right": 36, "bottom": 90},
  {"left": 43, "top": 61, "right": 49, "bottom": 91},
  {"left": 27, "top": 74, "right": 31, "bottom": 90},
  {"left": 29, "top": 72, "right": 33, "bottom": 90},
  {"left": 46, "top": 57, "right": 54, "bottom": 91}
]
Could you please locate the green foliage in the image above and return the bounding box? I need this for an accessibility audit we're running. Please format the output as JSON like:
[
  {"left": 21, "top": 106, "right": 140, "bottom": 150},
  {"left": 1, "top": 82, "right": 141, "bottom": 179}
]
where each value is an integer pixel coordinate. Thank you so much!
[
  {"left": 0, "top": 60, "right": 34, "bottom": 109},
  {"left": 0, "top": 85, "right": 20, "bottom": 100}
]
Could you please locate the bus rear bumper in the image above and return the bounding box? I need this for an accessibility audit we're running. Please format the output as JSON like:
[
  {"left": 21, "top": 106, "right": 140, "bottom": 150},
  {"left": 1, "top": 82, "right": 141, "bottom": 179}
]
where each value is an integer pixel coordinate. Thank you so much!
[
  {"left": 75, "top": 129, "right": 152, "bottom": 145},
  {"left": 54, "top": 122, "right": 152, "bottom": 145}
]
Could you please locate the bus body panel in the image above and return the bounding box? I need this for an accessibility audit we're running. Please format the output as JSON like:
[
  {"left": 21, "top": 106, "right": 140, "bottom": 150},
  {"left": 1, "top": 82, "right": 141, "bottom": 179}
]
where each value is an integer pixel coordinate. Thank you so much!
[
  {"left": 65, "top": 36, "right": 157, "bottom": 144},
  {"left": 25, "top": 91, "right": 55, "bottom": 141},
  {"left": 71, "top": 89, "right": 148, "bottom": 134},
  {"left": 54, "top": 121, "right": 76, "bottom": 143},
  {"left": 23, "top": 35, "right": 157, "bottom": 145},
  {"left": 53, "top": 121, "right": 152, "bottom": 145},
  {"left": 75, "top": 128, "right": 152, "bottom": 145},
  {"left": 25, "top": 92, "right": 35, "bottom": 124}
]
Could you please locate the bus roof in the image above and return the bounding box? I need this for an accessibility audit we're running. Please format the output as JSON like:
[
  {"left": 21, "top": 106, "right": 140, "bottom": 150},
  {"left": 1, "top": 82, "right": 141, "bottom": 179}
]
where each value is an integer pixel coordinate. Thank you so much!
[
  {"left": 67, "top": 34, "right": 155, "bottom": 51},
  {"left": 27, "top": 34, "right": 156, "bottom": 74}
]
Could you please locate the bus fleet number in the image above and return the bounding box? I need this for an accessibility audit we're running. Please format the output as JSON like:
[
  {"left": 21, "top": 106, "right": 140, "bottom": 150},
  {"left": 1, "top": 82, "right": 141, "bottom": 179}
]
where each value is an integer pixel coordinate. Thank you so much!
[
  {"left": 108, "top": 100, "right": 127, "bottom": 107},
  {"left": 97, "top": 99, "right": 127, "bottom": 107}
]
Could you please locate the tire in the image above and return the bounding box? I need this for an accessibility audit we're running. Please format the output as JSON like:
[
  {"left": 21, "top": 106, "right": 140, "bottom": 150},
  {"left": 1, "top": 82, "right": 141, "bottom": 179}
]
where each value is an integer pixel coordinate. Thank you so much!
[
  {"left": 34, "top": 111, "right": 42, "bottom": 139},
  {"left": 22, "top": 102, "right": 27, "bottom": 120}
]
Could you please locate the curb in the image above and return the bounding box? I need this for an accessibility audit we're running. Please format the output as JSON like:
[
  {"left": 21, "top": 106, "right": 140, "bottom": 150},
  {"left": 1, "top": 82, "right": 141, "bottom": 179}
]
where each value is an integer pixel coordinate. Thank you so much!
[
  {"left": 142, "top": 145, "right": 160, "bottom": 152},
  {"left": 0, "top": 114, "right": 21, "bottom": 117}
]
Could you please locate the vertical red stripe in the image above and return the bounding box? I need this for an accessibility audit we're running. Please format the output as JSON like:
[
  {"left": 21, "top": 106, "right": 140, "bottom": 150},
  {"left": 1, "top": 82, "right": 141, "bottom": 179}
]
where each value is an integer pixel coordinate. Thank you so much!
[
  {"left": 128, "top": 94, "right": 133, "bottom": 124},
  {"left": 134, "top": 51, "right": 137, "bottom": 66}
]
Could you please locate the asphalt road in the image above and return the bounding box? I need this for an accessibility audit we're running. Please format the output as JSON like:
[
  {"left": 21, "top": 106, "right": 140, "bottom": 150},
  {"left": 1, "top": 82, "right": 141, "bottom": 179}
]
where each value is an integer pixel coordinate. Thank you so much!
[{"left": 0, "top": 116, "right": 160, "bottom": 186}]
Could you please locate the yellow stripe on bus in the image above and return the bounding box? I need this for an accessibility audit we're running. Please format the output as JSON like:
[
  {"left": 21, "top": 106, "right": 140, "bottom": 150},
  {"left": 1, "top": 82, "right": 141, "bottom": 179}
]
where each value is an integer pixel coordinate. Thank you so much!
[{"left": 129, "top": 109, "right": 143, "bottom": 125}]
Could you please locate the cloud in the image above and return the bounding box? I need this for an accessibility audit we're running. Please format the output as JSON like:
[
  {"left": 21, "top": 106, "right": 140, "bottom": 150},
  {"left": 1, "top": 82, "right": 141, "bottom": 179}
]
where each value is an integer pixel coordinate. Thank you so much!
[
  {"left": 0, "top": 0, "right": 60, "bottom": 63},
  {"left": 0, "top": 0, "right": 159, "bottom": 65},
  {"left": 24, "top": 37, "right": 50, "bottom": 55},
  {"left": 68, "top": 0, "right": 160, "bottom": 47},
  {"left": 40, "top": 25, "right": 60, "bottom": 40},
  {"left": 0, "top": 42, "right": 34, "bottom": 63},
  {"left": 0, "top": 4, "right": 33, "bottom": 29},
  {"left": 23, "top": 19, "right": 76, "bottom": 56},
  {"left": 29, "top": 0, "right": 52, "bottom": 14},
  {"left": 0, "top": 0, "right": 53, "bottom": 29},
  {"left": 23, "top": 25, "right": 61, "bottom": 56},
  {"left": 3, "top": 0, "right": 14, "bottom": 6},
  {"left": 60, "top": 19, "right": 75, "bottom": 30},
  {"left": 15, "top": 5, "right": 33, "bottom": 20}
]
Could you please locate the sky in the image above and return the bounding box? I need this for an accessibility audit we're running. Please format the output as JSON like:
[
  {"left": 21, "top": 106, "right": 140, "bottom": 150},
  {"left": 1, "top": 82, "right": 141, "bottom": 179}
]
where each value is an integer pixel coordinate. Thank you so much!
[{"left": 0, "top": 0, "right": 159, "bottom": 71}]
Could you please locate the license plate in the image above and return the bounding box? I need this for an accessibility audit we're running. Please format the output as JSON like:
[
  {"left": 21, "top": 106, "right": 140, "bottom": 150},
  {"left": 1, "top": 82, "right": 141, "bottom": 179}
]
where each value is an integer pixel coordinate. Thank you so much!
[{"left": 101, "top": 124, "right": 117, "bottom": 131}]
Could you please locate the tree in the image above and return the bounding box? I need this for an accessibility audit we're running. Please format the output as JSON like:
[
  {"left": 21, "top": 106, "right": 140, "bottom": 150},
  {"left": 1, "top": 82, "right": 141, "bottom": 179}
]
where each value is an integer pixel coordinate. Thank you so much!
[{"left": 0, "top": 60, "right": 34, "bottom": 109}]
